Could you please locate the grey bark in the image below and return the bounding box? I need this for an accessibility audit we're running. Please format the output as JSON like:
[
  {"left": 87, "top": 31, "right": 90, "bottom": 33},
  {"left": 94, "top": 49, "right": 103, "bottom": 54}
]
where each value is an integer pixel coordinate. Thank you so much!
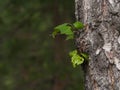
[{"left": 75, "top": 0, "right": 120, "bottom": 90}]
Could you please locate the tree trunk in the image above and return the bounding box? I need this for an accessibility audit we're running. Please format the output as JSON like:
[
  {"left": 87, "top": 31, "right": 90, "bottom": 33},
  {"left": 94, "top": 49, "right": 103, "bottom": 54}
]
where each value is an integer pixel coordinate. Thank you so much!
[{"left": 75, "top": 0, "right": 120, "bottom": 90}]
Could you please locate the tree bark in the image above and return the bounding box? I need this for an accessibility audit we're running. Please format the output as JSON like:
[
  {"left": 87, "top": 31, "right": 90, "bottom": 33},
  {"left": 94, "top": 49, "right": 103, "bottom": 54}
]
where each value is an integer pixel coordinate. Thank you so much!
[{"left": 75, "top": 0, "right": 120, "bottom": 90}]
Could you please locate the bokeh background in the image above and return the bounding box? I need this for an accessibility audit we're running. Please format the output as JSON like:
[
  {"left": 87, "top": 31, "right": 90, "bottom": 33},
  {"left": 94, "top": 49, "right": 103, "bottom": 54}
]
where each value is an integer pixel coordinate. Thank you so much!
[{"left": 0, "top": 0, "right": 84, "bottom": 90}]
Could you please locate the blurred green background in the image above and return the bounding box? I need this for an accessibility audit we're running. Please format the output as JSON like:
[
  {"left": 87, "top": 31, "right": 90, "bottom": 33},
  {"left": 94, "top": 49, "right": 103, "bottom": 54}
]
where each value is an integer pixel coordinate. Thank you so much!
[{"left": 0, "top": 0, "right": 84, "bottom": 90}]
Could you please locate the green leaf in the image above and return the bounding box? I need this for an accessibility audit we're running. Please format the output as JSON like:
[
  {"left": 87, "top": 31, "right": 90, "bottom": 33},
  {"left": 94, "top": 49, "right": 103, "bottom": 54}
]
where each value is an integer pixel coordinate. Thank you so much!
[
  {"left": 54, "top": 23, "right": 68, "bottom": 29},
  {"left": 65, "top": 34, "right": 74, "bottom": 40},
  {"left": 73, "top": 21, "right": 84, "bottom": 29},
  {"left": 52, "top": 23, "right": 74, "bottom": 40},
  {"left": 69, "top": 50, "right": 84, "bottom": 68},
  {"left": 52, "top": 29, "right": 59, "bottom": 38},
  {"left": 59, "top": 26, "right": 72, "bottom": 35},
  {"left": 71, "top": 54, "right": 84, "bottom": 68},
  {"left": 69, "top": 50, "right": 77, "bottom": 56}
]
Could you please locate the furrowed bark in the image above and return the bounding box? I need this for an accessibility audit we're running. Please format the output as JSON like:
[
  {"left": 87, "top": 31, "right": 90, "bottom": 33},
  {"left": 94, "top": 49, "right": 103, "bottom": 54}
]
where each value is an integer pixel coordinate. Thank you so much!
[{"left": 75, "top": 0, "right": 120, "bottom": 90}]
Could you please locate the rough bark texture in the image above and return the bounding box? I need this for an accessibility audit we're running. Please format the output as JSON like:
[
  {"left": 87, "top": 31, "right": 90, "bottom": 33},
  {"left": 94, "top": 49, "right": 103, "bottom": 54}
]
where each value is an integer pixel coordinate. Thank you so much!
[{"left": 75, "top": 0, "right": 120, "bottom": 90}]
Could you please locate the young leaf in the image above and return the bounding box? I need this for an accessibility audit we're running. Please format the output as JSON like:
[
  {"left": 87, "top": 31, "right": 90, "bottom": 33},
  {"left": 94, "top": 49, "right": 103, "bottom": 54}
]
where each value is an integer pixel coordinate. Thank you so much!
[
  {"left": 52, "top": 29, "right": 59, "bottom": 38},
  {"left": 54, "top": 23, "right": 68, "bottom": 31},
  {"left": 52, "top": 23, "right": 68, "bottom": 38},
  {"left": 52, "top": 23, "right": 74, "bottom": 40},
  {"left": 71, "top": 54, "right": 84, "bottom": 68},
  {"left": 66, "top": 34, "right": 74, "bottom": 40},
  {"left": 59, "top": 26, "right": 72, "bottom": 35},
  {"left": 69, "top": 50, "right": 77, "bottom": 56},
  {"left": 73, "top": 21, "right": 84, "bottom": 29},
  {"left": 69, "top": 50, "right": 84, "bottom": 68}
]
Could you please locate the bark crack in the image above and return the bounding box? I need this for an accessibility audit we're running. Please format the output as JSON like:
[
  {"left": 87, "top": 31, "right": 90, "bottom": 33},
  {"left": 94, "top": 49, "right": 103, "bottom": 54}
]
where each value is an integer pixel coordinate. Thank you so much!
[{"left": 75, "top": 0, "right": 120, "bottom": 89}]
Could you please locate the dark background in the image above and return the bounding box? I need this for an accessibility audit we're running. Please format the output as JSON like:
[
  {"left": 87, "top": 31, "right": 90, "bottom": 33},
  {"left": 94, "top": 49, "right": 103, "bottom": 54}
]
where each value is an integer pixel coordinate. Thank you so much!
[{"left": 0, "top": 0, "right": 84, "bottom": 90}]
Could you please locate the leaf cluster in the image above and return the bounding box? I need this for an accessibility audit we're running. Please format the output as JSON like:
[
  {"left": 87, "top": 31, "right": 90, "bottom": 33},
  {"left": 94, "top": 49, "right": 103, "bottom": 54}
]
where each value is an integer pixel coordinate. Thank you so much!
[
  {"left": 69, "top": 50, "right": 88, "bottom": 68},
  {"left": 52, "top": 21, "right": 89, "bottom": 67},
  {"left": 52, "top": 21, "right": 84, "bottom": 40}
]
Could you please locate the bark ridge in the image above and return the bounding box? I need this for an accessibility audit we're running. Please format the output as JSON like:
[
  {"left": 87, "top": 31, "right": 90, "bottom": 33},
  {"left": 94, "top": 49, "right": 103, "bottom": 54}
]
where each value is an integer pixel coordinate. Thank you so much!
[{"left": 75, "top": 0, "right": 120, "bottom": 90}]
